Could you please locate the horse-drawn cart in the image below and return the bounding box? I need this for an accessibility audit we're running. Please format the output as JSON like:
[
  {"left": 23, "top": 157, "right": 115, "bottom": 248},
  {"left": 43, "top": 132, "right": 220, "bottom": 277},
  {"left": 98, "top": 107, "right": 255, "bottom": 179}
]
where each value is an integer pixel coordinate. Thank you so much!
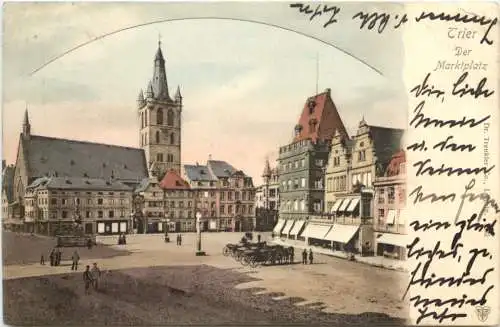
[{"left": 222, "top": 241, "right": 295, "bottom": 267}]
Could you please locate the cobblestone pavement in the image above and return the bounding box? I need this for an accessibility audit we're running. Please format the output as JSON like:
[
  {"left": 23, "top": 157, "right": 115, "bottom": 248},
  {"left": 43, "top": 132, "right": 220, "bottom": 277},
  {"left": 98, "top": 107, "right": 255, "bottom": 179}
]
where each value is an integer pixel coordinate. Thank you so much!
[{"left": 3, "top": 231, "right": 409, "bottom": 325}]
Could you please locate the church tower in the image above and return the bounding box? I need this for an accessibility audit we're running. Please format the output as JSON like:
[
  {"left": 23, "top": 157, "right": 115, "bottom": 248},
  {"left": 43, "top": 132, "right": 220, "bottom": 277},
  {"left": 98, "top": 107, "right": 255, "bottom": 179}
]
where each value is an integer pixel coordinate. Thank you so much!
[
  {"left": 22, "top": 108, "right": 31, "bottom": 139},
  {"left": 138, "top": 40, "right": 182, "bottom": 179}
]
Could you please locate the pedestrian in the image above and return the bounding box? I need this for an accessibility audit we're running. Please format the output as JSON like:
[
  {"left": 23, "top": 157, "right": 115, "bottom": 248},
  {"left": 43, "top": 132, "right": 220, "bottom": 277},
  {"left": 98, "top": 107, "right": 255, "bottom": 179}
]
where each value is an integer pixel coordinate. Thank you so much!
[
  {"left": 176, "top": 234, "right": 179, "bottom": 245},
  {"left": 91, "top": 262, "right": 102, "bottom": 290},
  {"left": 71, "top": 250, "right": 80, "bottom": 271},
  {"left": 302, "top": 249, "right": 307, "bottom": 264},
  {"left": 87, "top": 238, "right": 92, "bottom": 250},
  {"left": 49, "top": 249, "right": 55, "bottom": 266},
  {"left": 56, "top": 249, "right": 62, "bottom": 266},
  {"left": 289, "top": 247, "right": 294, "bottom": 264},
  {"left": 83, "top": 265, "right": 93, "bottom": 295},
  {"left": 309, "top": 249, "right": 314, "bottom": 264},
  {"left": 179, "top": 234, "right": 182, "bottom": 246},
  {"left": 40, "top": 253, "right": 45, "bottom": 265},
  {"left": 257, "top": 234, "right": 261, "bottom": 243}
]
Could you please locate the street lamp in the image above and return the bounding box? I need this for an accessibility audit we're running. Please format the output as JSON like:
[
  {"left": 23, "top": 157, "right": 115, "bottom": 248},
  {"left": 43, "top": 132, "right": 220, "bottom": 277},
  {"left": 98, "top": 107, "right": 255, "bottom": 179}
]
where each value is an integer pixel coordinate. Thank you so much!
[{"left": 195, "top": 211, "right": 206, "bottom": 256}]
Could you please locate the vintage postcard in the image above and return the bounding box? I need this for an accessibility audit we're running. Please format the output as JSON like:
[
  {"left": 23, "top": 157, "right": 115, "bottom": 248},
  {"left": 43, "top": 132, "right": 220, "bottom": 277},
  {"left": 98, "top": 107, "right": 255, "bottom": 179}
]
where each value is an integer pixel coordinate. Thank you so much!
[{"left": 1, "top": 1, "right": 498, "bottom": 326}]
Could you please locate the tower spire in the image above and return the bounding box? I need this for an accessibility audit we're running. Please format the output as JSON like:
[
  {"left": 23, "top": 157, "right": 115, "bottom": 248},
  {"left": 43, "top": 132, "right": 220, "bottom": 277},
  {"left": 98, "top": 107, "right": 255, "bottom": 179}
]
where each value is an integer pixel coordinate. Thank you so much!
[
  {"left": 152, "top": 40, "right": 170, "bottom": 101},
  {"left": 23, "top": 105, "right": 31, "bottom": 138}
]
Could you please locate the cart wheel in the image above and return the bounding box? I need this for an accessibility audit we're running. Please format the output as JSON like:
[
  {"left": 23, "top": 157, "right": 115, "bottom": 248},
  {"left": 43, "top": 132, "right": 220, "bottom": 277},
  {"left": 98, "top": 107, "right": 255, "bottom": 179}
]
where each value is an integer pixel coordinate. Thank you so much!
[
  {"left": 222, "top": 246, "right": 230, "bottom": 256},
  {"left": 250, "top": 258, "right": 259, "bottom": 268},
  {"left": 241, "top": 256, "right": 250, "bottom": 266}
]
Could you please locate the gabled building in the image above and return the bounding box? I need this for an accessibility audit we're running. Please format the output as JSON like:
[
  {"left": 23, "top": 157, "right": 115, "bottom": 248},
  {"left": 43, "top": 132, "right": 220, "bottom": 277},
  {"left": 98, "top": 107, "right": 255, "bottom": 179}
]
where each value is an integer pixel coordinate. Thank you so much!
[
  {"left": 319, "top": 118, "right": 405, "bottom": 254},
  {"left": 183, "top": 159, "right": 255, "bottom": 232},
  {"left": 10, "top": 110, "right": 149, "bottom": 232},
  {"left": 275, "top": 88, "right": 348, "bottom": 239},
  {"left": 160, "top": 169, "right": 195, "bottom": 233},
  {"left": 255, "top": 159, "right": 280, "bottom": 231}
]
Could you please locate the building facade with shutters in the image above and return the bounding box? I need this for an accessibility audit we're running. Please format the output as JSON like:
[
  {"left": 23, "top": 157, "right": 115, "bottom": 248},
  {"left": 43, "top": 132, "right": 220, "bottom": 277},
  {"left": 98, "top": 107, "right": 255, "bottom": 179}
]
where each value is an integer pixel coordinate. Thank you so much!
[
  {"left": 373, "top": 150, "right": 407, "bottom": 260},
  {"left": 183, "top": 159, "right": 255, "bottom": 232},
  {"left": 275, "top": 88, "right": 348, "bottom": 239},
  {"left": 23, "top": 176, "right": 133, "bottom": 236}
]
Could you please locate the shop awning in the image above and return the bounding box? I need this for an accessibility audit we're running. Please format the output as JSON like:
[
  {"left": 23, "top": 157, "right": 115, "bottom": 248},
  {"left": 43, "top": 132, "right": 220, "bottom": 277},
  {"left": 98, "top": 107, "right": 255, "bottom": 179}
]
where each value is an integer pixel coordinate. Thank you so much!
[
  {"left": 377, "top": 233, "right": 408, "bottom": 247},
  {"left": 289, "top": 220, "right": 305, "bottom": 236},
  {"left": 301, "top": 223, "right": 331, "bottom": 240},
  {"left": 345, "top": 198, "right": 360, "bottom": 212},
  {"left": 281, "top": 220, "right": 294, "bottom": 234},
  {"left": 324, "top": 224, "right": 359, "bottom": 243},
  {"left": 338, "top": 199, "right": 352, "bottom": 212},
  {"left": 386, "top": 209, "right": 397, "bottom": 224},
  {"left": 330, "top": 200, "right": 344, "bottom": 213},
  {"left": 273, "top": 219, "right": 286, "bottom": 234}
]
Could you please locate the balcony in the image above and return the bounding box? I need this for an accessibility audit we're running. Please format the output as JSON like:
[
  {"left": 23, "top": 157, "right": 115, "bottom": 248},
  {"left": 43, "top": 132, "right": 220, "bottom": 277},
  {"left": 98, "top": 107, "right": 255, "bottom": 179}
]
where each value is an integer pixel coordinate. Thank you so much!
[{"left": 374, "top": 223, "right": 407, "bottom": 234}]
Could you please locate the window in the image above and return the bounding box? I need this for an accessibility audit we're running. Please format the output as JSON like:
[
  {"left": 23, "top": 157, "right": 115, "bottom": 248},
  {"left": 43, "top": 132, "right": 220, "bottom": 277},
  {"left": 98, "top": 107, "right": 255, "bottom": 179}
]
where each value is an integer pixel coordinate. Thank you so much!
[
  {"left": 51, "top": 199, "right": 57, "bottom": 205},
  {"left": 294, "top": 161, "right": 299, "bottom": 169},
  {"left": 62, "top": 211, "right": 68, "bottom": 218},
  {"left": 399, "top": 186, "right": 406, "bottom": 204},
  {"left": 179, "top": 201, "right": 184, "bottom": 208},
  {"left": 108, "top": 210, "right": 114, "bottom": 218},
  {"left": 141, "top": 112, "right": 144, "bottom": 128},
  {"left": 211, "top": 202, "right": 216, "bottom": 209},
  {"left": 155, "top": 131, "right": 160, "bottom": 143},
  {"left": 220, "top": 205, "right": 225, "bottom": 214},
  {"left": 120, "top": 210, "right": 125, "bottom": 217},
  {"left": 313, "top": 200, "right": 322, "bottom": 213},
  {"left": 171, "top": 201, "right": 175, "bottom": 208},
  {"left": 378, "top": 209, "right": 385, "bottom": 225},
  {"left": 62, "top": 199, "right": 67, "bottom": 205},
  {"left": 86, "top": 211, "right": 91, "bottom": 218},
  {"left": 333, "top": 156, "right": 340, "bottom": 166},
  {"left": 98, "top": 211, "right": 103, "bottom": 218},
  {"left": 358, "top": 150, "right": 366, "bottom": 162},
  {"left": 157, "top": 108, "right": 163, "bottom": 124},
  {"left": 169, "top": 133, "right": 175, "bottom": 145},
  {"left": 294, "top": 179, "right": 299, "bottom": 189},
  {"left": 315, "top": 159, "right": 324, "bottom": 167},
  {"left": 157, "top": 153, "right": 163, "bottom": 162},
  {"left": 294, "top": 200, "right": 298, "bottom": 211},
  {"left": 388, "top": 187, "right": 395, "bottom": 204},
  {"left": 235, "top": 192, "right": 240, "bottom": 200},
  {"left": 228, "top": 192, "right": 233, "bottom": 200},
  {"left": 300, "top": 200, "right": 305, "bottom": 211},
  {"left": 228, "top": 205, "right": 233, "bottom": 214},
  {"left": 87, "top": 199, "right": 92, "bottom": 205},
  {"left": 167, "top": 109, "right": 174, "bottom": 126},
  {"left": 301, "top": 159, "right": 305, "bottom": 167}
]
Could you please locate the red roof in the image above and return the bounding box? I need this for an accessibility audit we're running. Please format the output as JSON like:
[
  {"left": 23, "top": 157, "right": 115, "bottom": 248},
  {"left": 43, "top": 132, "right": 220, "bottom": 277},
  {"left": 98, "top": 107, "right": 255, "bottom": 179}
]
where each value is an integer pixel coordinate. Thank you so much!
[
  {"left": 159, "top": 169, "right": 190, "bottom": 190},
  {"left": 386, "top": 150, "right": 406, "bottom": 177},
  {"left": 293, "top": 90, "right": 348, "bottom": 143}
]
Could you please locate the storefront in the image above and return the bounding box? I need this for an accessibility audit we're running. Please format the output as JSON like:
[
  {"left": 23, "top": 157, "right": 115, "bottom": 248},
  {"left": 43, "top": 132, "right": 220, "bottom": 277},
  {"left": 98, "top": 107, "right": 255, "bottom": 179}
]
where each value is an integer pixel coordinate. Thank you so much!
[
  {"left": 302, "top": 223, "right": 332, "bottom": 248},
  {"left": 288, "top": 220, "right": 305, "bottom": 240},
  {"left": 280, "top": 220, "right": 295, "bottom": 237},
  {"left": 324, "top": 224, "right": 360, "bottom": 252},
  {"left": 96, "top": 220, "right": 129, "bottom": 235},
  {"left": 375, "top": 233, "right": 408, "bottom": 260}
]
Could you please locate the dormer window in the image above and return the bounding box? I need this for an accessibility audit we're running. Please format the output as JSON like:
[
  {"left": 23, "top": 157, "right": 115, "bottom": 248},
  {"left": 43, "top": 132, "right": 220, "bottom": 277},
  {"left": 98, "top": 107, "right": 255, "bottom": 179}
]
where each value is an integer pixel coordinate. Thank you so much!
[{"left": 308, "top": 100, "right": 316, "bottom": 114}]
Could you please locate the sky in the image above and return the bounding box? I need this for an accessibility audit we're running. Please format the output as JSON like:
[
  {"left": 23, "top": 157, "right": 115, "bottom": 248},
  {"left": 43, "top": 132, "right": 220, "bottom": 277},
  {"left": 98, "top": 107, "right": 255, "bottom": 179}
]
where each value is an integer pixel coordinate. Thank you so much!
[{"left": 2, "top": 2, "right": 407, "bottom": 185}]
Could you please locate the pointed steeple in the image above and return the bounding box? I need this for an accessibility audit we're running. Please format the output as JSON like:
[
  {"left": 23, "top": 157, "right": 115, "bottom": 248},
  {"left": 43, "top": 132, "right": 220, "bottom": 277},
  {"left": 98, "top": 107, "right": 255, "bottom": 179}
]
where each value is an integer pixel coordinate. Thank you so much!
[
  {"left": 262, "top": 157, "right": 271, "bottom": 179},
  {"left": 137, "top": 89, "right": 145, "bottom": 109},
  {"left": 146, "top": 81, "right": 154, "bottom": 98},
  {"left": 151, "top": 41, "right": 170, "bottom": 101},
  {"left": 175, "top": 85, "right": 182, "bottom": 103},
  {"left": 22, "top": 107, "right": 31, "bottom": 139}
]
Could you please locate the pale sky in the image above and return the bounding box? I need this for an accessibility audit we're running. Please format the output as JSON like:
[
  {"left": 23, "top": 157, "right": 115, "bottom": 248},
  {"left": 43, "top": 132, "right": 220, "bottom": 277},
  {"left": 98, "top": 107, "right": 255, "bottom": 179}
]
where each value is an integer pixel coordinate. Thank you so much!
[{"left": 2, "top": 2, "right": 407, "bottom": 185}]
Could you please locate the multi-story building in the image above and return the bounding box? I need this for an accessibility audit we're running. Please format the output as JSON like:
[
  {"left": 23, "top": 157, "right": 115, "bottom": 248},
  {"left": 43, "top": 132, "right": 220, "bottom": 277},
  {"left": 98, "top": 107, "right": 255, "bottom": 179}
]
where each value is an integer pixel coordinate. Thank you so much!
[
  {"left": 24, "top": 176, "right": 133, "bottom": 236},
  {"left": 160, "top": 170, "right": 196, "bottom": 233},
  {"left": 134, "top": 176, "right": 166, "bottom": 233},
  {"left": 275, "top": 88, "right": 348, "bottom": 239},
  {"left": 373, "top": 150, "right": 407, "bottom": 260},
  {"left": 255, "top": 159, "right": 280, "bottom": 231},
  {"left": 184, "top": 159, "right": 255, "bottom": 232},
  {"left": 9, "top": 110, "right": 148, "bottom": 233},
  {"left": 137, "top": 41, "right": 183, "bottom": 178},
  {"left": 316, "top": 118, "right": 404, "bottom": 254}
]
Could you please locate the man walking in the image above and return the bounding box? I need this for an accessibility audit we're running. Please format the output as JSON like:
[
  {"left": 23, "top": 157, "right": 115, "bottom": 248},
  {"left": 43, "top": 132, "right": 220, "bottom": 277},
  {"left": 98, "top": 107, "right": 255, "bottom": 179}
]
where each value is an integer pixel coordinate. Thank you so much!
[
  {"left": 176, "top": 234, "right": 179, "bottom": 245},
  {"left": 49, "top": 249, "right": 55, "bottom": 266},
  {"left": 302, "top": 249, "right": 307, "bottom": 264},
  {"left": 83, "top": 265, "right": 93, "bottom": 295},
  {"left": 309, "top": 249, "right": 314, "bottom": 264},
  {"left": 91, "top": 262, "right": 102, "bottom": 290},
  {"left": 40, "top": 253, "right": 45, "bottom": 265},
  {"left": 56, "top": 249, "right": 62, "bottom": 266},
  {"left": 178, "top": 234, "right": 182, "bottom": 246},
  {"left": 257, "top": 234, "right": 262, "bottom": 243},
  {"left": 71, "top": 250, "right": 80, "bottom": 271}
]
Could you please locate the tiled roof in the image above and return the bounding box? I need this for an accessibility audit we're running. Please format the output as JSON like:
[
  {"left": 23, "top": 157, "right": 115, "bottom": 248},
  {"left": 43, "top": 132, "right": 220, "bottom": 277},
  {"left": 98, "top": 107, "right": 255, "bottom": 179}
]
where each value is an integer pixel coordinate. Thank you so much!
[
  {"left": 183, "top": 164, "right": 217, "bottom": 181},
  {"left": 23, "top": 135, "right": 148, "bottom": 183},
  {"left": 386, "top": 150, "right": 406, "bottom": 177},
  {"left": 293, "top": 90, "right": 348, "bottom": 143},
  {"left": 159, "top": 169, "right": 190, "bottom": 190},
  {"left": 207, "top": 160, "right": 237, "bottom": 178},
  {"left": 134, "top": 177, "right": 151, "bottom": 193},
  {"left": 27, "top": 176, "right": 133, "bottom": 191},
  {"left": 369, "top": 126, "right": 405, "bottom": 166}
]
